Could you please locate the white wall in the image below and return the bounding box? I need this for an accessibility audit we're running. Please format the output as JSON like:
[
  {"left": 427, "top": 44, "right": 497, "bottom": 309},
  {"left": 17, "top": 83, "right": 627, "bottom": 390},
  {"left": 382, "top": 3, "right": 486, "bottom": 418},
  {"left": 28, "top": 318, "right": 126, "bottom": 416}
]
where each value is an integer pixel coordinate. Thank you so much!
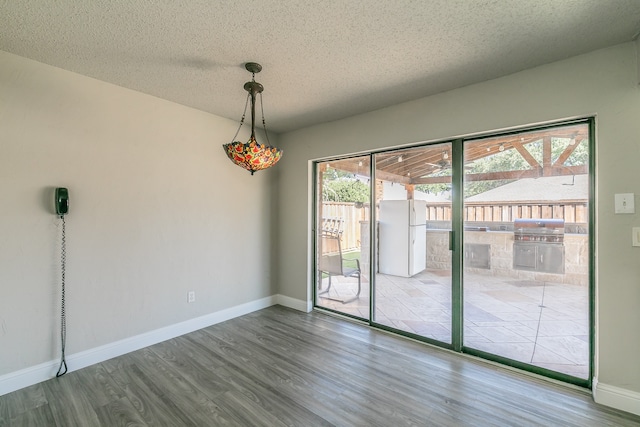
[
  {"left": 276, "top": 43, "right": 640, "bottom": 412},
  {"left": 0, "top": 51, "right": 277, "bottom": 383}
]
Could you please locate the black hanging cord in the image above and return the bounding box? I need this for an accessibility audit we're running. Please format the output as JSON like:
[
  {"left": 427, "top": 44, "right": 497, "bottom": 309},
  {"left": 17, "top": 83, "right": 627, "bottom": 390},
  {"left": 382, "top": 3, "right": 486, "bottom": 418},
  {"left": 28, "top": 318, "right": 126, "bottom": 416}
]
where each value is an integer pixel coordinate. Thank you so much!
[
  {"left": 259, "top": 92, "right": 272, "bottom": 147},
  {"left": 229, "top": 93, "right": 250, "bottom": 144},
  {"left": 56, "top": 214, "right": 68, "bottom": 377}
]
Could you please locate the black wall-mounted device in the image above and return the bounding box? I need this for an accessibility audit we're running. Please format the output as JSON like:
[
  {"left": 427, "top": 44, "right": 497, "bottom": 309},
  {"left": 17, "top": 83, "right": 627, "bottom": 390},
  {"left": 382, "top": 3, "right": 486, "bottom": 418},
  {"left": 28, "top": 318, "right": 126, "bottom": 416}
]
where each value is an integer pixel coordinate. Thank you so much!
[
  {"left": 55, "top": 188, "right": 69, "bottom": 216},
  {"left": 54, "top": 187, "right": 69, "bottom": 376}
]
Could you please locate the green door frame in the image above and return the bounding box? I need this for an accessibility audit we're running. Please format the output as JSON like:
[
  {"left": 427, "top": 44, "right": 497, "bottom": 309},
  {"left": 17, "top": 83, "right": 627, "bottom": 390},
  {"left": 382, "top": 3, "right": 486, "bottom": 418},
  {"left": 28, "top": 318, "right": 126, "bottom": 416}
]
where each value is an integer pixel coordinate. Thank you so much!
[
  {"left": 451, "top": 138, "right": 464, "bottom": 352},
  {"left": 312, "top": 117, "right": 594, "bottom": 388}
]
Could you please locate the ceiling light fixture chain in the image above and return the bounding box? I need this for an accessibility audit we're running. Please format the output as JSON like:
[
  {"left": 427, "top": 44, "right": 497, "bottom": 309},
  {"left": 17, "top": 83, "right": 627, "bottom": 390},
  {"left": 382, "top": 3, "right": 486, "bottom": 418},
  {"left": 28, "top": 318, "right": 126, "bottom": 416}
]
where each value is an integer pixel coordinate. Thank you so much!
[
  {"left": 259, "top": 92, "right": 272, "bottom": 147},
  {"left": 228, "top": 93, "right": 250, "bottom": 144},
  {"left": 223, "top": 62, "right": 283, "bottom": 175}
]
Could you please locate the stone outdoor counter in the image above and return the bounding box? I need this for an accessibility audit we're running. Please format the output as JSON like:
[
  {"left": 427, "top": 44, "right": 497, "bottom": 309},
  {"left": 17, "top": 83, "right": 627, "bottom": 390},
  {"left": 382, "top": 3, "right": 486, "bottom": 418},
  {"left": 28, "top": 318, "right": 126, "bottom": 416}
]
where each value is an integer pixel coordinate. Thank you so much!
[{"left": 426, "top": 229, "right": 588, "bottom": 286}]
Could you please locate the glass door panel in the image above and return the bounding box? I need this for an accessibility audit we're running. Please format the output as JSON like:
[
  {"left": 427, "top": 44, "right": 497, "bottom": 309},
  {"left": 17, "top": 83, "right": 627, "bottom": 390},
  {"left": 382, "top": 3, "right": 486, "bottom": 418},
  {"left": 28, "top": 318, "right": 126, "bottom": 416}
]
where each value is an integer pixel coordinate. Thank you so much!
[
  {"left": 315, "top": 157, "right": 371, "bottom": 320},
  {"left": 462, "top": 124, "right": 590, "bottom": 379},
  {"left": 373, "top": 144, "right": 452, "bottom": 344}
]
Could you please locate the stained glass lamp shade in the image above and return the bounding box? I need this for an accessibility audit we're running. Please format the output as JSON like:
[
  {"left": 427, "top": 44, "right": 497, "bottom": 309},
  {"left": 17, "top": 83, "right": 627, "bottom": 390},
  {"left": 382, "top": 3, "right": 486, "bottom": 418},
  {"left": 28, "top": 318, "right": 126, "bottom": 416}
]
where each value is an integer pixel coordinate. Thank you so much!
[{"left": 223, "top": 62, "right": 283, "bottom": 175}]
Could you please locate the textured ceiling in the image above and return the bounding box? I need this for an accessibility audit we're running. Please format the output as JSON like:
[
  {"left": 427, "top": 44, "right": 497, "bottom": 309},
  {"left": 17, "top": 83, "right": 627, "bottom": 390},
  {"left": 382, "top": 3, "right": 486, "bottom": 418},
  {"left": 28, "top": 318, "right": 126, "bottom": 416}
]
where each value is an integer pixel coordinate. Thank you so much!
[{"left": 1, "top": 0, "right": 640, "bottom": 133}]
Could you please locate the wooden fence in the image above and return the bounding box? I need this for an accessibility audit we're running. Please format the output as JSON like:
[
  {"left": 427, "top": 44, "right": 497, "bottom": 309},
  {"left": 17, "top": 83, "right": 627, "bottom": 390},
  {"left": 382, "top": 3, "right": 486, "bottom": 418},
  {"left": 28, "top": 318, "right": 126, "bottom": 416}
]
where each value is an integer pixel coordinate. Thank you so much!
[
  {"left": 322, "top": 200, "right": 587, "bottom": 252},
  {"left": 321, "top": 202, "right": 369, "bottom": 252},
  {"left": 426, "top": 200, "right": 588, "bottom": 223}
]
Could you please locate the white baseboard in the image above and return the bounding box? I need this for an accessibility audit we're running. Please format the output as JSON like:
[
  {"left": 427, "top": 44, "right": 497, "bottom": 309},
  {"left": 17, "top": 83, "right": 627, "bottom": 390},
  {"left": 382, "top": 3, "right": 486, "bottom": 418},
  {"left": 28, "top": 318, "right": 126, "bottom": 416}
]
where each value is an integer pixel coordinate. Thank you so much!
[
  {"left": 276, "top": 294, "right": 312, "bottom": 312},
  {"left": 593, "top": 379, "right": 640, "bottom": 416},
  {"left": 0, "top": 295, "right": 278, "bottom": 397}
]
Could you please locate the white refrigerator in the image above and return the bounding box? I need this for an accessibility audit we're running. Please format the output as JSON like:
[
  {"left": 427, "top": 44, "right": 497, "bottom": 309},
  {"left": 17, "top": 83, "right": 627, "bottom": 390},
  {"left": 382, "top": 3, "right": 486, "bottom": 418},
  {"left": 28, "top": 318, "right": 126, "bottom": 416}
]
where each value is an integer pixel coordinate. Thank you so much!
[{"left": 378, "top": 200, "right": 427, "bottom": 277}]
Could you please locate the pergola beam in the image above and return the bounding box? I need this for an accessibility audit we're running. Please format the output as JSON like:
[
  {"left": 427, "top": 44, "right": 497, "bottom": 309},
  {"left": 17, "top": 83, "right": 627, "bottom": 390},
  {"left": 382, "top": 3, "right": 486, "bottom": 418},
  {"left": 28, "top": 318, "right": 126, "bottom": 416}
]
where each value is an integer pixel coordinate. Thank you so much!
[
  {"left": 412, "top": 165, "right": 587, "bottom": 185},
  {"left": 554, "top": 138, "right": 583, "bottom": 166},
  {"left": 512, "top": 141, "right": 540, "bottom": 169}
]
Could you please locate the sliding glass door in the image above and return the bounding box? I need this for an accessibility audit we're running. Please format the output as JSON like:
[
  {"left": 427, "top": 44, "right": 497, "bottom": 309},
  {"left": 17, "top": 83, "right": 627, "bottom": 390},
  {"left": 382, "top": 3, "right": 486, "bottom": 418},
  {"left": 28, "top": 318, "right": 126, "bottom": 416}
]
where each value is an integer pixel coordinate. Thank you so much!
[
  {"left": 315, "top": 157, "right": 371, "bottom": 320},
  {"left": 313, "top": 119, "right": 592, "bottom": 385},
  {"left": 373, "top": 144, "right": 452, "bottom": 344},
  {"left": 462, "top": 123, "right": 591, "bottom": 380}
]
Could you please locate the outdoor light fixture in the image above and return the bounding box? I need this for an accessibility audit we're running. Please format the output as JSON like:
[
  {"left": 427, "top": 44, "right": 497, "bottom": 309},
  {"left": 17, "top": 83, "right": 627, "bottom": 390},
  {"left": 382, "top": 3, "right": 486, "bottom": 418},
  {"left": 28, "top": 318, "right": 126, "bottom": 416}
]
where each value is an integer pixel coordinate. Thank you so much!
[{"left": 223, "top": 62, "right": 283, "bottom": 175}]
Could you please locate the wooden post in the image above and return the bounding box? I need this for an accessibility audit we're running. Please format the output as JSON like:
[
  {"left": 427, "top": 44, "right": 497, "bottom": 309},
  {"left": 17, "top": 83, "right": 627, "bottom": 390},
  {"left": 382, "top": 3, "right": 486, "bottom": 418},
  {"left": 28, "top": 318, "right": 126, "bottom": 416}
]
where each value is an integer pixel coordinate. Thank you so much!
[
  {"left": 376, "top": 179, "right": 384, "bottom": 202},
  {"left": 543, "top": 136, "right": 553, "bottom": 176},
  {"left": 405, "top": 184, "right": 415, "bottom": 200},
  {"left": 316, "top": 163, "right": 328, "bottom": 280},
  {"left": 317, "top": 163, "right": 327, "bottom": 214}
]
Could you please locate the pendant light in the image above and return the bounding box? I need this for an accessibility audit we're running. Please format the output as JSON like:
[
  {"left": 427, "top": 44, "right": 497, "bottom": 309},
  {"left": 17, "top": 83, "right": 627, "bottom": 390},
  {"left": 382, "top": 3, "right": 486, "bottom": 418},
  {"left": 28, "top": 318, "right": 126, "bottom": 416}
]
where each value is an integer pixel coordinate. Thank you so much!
[{"left": 223, "top": 62, "right": 283, "bottom": 175}]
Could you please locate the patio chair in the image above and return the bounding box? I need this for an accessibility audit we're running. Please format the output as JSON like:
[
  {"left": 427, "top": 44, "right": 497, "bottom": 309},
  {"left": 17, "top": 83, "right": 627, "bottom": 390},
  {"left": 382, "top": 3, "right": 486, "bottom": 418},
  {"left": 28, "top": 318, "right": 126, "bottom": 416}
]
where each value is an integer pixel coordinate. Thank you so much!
[{"left": 317, "top": 227, "right": 361, "bottom": 304}]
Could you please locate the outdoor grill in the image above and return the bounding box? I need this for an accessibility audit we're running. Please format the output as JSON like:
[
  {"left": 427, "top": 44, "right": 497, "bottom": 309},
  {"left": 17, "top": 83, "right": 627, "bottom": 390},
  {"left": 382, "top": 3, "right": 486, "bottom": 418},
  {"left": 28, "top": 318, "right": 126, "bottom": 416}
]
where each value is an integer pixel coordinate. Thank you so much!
[
  {"left": 514, "top": 218, "right": 565, "bottom": 243},
  {"left": 513, "top": 218, "right": 565, "bottom": 274}
]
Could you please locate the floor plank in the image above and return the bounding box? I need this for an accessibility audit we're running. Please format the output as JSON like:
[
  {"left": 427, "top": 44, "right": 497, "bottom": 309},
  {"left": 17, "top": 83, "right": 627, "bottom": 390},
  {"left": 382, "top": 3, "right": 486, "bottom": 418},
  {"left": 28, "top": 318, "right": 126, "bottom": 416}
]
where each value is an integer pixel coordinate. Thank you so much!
[{"left": 1, "top": 305, "right": 639, "bottom": 426}]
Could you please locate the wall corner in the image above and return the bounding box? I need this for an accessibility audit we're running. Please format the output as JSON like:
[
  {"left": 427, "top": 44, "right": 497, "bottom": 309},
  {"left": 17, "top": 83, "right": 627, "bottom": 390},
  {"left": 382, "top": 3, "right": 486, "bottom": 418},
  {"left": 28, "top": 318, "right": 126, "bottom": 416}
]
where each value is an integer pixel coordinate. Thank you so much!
[{"left": 593, "top": 379, "right": 640, "bottom": 417}]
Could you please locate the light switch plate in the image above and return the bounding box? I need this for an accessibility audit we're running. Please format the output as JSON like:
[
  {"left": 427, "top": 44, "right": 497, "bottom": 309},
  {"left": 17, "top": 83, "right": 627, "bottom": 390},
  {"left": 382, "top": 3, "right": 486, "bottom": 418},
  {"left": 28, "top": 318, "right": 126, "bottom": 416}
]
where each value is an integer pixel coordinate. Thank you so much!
[
  {"left": 615, "top": 193, "right": 635, "bottom": 214},
  {"left": 633, "top": 228, "right": 640, "bottom": 247}
]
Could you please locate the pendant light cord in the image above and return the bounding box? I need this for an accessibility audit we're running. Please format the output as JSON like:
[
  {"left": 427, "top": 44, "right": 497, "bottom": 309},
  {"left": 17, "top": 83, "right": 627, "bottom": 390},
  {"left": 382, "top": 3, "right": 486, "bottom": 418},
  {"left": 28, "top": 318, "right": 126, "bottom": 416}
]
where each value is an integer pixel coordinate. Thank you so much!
[
  {"left": 56, "top": 214, "right": 68, "bottom": 377},
  {"left": 259, "top": 92, "right": 272, "bottom": 147},
  {"left": 228, "top": 93, "right": 250, "bottom": 143}
]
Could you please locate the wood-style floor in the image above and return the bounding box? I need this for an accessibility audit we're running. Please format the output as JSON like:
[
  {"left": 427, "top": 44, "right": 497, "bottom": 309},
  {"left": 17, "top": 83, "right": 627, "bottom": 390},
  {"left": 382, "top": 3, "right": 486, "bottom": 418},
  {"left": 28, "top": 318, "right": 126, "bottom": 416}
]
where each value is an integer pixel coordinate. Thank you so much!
[{"left": 1, "top": 305, "right": 639, "bottom": 426}]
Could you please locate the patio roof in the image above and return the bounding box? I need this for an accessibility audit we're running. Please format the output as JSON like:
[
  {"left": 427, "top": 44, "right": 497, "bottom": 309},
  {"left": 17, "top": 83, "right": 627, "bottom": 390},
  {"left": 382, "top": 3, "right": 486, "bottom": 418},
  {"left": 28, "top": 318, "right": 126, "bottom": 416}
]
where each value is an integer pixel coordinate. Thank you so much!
[{"left": 327, "top": 123, "right": 588, "bottom": 186}]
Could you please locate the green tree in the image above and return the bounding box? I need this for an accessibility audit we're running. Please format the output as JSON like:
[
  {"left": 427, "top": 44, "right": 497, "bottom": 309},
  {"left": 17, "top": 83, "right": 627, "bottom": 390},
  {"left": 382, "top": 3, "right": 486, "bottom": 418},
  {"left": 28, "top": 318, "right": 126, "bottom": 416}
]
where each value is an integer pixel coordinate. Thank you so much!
[{"left": 323, "top": 178, "right": 369, "bottom": 202}]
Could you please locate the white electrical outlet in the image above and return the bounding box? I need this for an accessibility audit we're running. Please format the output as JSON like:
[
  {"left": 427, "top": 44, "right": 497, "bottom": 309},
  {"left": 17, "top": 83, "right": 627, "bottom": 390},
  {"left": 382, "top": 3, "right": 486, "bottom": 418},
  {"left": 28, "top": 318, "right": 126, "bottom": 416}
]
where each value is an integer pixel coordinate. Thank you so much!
[
  {"left": 633, "top": 228, "right": 640, "bottom": 247},
  {"left": 187, "top": 291, "right": 196, "bottom": 303},
  {"left": 615, "top": 193, "right": 635, "bottom": 214}
]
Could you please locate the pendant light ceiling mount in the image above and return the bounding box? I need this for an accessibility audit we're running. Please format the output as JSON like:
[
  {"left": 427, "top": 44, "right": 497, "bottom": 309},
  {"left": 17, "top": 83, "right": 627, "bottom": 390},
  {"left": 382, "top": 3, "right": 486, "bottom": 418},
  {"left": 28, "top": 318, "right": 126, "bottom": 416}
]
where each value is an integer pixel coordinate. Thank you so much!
[
  {"left": 243, "top": 62, "right": 263, "bottom": 94},
  {"left": 223, "top": 62, "right": 283, "bottom": 175}
]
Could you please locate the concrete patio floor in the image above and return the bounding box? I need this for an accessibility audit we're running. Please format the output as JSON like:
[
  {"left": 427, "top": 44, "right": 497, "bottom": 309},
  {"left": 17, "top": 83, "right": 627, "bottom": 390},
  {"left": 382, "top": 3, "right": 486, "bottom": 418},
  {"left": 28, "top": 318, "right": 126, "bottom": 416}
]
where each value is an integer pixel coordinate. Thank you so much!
[{"left": 317, "top": 268, "right": 590, "bottom": 379}]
